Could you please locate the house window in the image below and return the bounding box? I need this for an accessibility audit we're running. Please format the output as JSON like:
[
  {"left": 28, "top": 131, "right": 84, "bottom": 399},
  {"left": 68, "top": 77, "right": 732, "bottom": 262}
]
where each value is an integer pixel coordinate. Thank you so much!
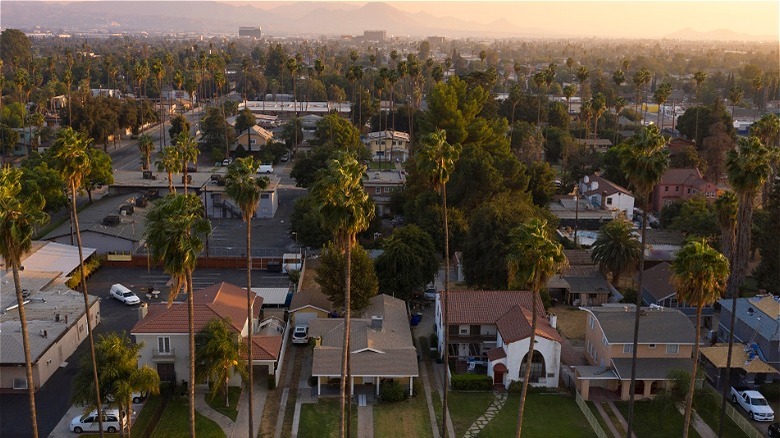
[
  {"left": 250, "top": 139, "right": 257, "bottom": 145},
  {"left": 384, "top": 187, "right": 391, "bottom": 193},
  {"left": 675, "top": 186, "right": 679, "bottom": 192},
  {"left": 687, "top": 188, "right": 691, "bottom": 194},
  {"left": 649, "top": 344, "right": 656, "bottom": 349},
  {"left": 664, "top": 186, "right": 669, "bottom": 192},
  {"left": 623, "top": 344, "right": 633, "bottom": 354},
  {"left": 606, "top": 197, "right": 613, "bottom": 205},
  {"left": 589, "top": 316, "right": 595, "bottom": 330},
  {"left": 449, "top": 326, "right": 459, "bottom": 336},
  {"left": 666, "top": 344, "right": 679, "bottom": 354},
  {"left": 470, "top": 325, "right": 481, "bottom": 335},
  {"left": 459, "top": 326, "right": 469, "bottom": 335},
  {"left": 158, "top": 337, "right": 171, "bottom": 353},
  {"left": 375, "top": 187, "right": 381, "bottom": 194},
  {"left": 12, "top": 378, "right": 28, "bottom": 390}
]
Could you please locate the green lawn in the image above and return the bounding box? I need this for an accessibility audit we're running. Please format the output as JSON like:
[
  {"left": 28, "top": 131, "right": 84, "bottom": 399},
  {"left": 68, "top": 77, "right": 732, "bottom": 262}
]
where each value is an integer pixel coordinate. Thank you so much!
[
  {"left": 481, "top": 393, "right": 598, "bottom": 438},
  {"left": 694, "top": 391, "right": 748, "bottom": 437},
  {"left": 205, "top": 386, "right": 242, "bottom": 421},
  {"left": 616, "top": 400, "right": 702, "bottom": 438},
  {"left": 297, "top": 399, "right": 357, "bottom": 438},
  {"left": 131, "top": 395, "right": 164, "bottom": 438},
  {"left": 151, "top": 396, "right": 225, "bottom": 438},
  {"left": 448, "top": 391, "right": 495, "bottom": 436},
  {"left": 374, "top": 391, "right": 433, "bottom": 438}
]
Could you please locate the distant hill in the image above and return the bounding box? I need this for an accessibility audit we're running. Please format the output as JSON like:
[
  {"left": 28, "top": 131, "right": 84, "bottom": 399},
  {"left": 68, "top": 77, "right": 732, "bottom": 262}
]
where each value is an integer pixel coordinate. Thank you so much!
[{"left": 664, "top": 27, "right": 776, "bottom": 42}]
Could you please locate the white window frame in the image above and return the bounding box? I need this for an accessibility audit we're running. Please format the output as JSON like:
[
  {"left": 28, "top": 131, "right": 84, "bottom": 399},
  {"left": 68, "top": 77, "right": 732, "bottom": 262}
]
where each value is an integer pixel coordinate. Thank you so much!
[
  {"left": 666, "top": 344, "right": 679, "bottom": 354},
  {"left": 623, "top": 344, "right": 633, "bottom": 354},
  {"left": 158, "top": 336, "right": 171, "bottom": 353}
]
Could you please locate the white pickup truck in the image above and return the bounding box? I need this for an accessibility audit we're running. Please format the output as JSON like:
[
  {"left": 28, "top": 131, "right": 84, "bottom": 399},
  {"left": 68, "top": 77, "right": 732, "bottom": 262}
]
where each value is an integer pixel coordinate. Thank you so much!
[{"left": 730, "top": 387, "right": 775, "bottom": 421}]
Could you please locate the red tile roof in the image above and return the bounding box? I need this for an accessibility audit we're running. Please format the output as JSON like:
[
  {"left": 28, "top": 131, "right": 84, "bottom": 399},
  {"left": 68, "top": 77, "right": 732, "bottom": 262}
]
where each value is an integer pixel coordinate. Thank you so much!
[
  {"left": 245, "top": 336, "right": 283, "bottom": 361},
  {"left": 444, "top": 290, "right": 544, "bottom": 325},
  {"left": 659, "top": 168, "right": 707, "bottom": 187},
  {"left": 487, "top": 347, "right": 507, "bottom": 361},
  {"left": 131, "top": 282, "right": 259, "bottom": 334},
  {"left": 495, "top": 306, "right": 563, "bottom": 344}
]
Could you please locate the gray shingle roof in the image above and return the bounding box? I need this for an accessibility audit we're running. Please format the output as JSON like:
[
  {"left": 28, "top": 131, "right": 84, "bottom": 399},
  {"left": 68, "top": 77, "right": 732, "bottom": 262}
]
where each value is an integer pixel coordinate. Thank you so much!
[
  {"left": 585, "top": 307, "right": 695, "bottom": 344},
  {"left": 719, "top": 296, "right": 780, "bottom": 342},
  {"left": 612, "top": 358, "right": 693, "bottom": 380}
]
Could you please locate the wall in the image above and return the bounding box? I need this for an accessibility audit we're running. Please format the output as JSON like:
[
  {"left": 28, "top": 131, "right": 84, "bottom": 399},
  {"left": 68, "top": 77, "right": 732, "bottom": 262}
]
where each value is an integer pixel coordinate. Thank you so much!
[
  {"left": 502, "top": 333, "right": 561, "bottom": 388},
  {"left": 135, "top": 333, "right": 190, "bottom": 384},
  {"left": 50, "top": 231, "right": 136, "bottom": 255}
]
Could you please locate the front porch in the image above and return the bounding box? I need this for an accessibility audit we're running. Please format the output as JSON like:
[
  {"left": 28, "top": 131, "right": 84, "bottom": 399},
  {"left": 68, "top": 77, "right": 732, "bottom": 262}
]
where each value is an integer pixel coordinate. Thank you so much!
[{"left": 313, "top": 375, "right": 415, "bottom": 397}]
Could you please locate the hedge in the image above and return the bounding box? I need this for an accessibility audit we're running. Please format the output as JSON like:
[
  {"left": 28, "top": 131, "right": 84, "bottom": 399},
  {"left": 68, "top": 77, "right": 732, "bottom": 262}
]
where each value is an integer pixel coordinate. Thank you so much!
[
  {"left": 380, "top": 380, "right": 407, "bottom": 402},
  {"left": 451, "top": 374, "right": 492, "bottom": 391}
]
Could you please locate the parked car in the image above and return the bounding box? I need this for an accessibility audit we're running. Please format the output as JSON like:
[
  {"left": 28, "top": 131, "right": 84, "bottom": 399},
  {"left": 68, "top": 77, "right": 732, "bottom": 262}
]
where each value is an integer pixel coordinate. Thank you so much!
[
  {"left": 222, "top": 157, "right": 233, "bottom": 166},
  {"left": 731, "top": 387, "right": 775, "bottom": 421},
  {"left": 106, "top": 391, "right": 146, "bottom": 404},
  {"left": 110, "top": 284, "right": 140, "bottom": 305},
  {"left": 70, "top": 409, "right": 124, "bottom": 434},
  {"left": 423, "top": 288, "right": 437, "bottom": 301},
  {"left": 257, "top": 163, "right": 273, "bottom": 174},
  {"left": 768, "top": 423, "right": 780, "bottom": 437},
  {"left": 292, "top": 325, "right": 309, "bottom": 345},
  {"left": 281, "top": 152, "right": 290, "bottom": 162}
]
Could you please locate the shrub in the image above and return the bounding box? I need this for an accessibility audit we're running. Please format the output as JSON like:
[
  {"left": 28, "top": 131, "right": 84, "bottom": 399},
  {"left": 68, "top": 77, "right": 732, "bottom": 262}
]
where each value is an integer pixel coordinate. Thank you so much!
[
  {"left": 451, "top": 374, "right": 492, "bottom": 391},
  {"left": 380, "top": 380, "right": 407, "bottom": 402}
]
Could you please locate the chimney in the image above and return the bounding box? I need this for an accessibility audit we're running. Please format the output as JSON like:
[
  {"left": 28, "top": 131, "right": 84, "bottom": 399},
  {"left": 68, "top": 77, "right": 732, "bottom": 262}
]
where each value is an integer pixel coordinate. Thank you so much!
[
  {"left": 371, "top": 315, "right": 383, "bottom": 331},
  {"left": 549, "top": 314, "right": 557, "bottom": 329},
  {"left": 138, "top": 302, "right": 149, "bottom": 321}
]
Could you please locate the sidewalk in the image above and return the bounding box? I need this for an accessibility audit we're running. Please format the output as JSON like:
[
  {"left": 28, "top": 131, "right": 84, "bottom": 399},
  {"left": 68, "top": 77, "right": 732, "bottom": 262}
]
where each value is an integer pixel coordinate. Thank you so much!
[
  {"left": 357, "top": 404, "right": 374, "bottom": 438},
  {"left": 230, "top": 377, "right": 269, "bottom": 438},
  {"left": 194, "top": 389, "right": 235, "bottom": 436}
]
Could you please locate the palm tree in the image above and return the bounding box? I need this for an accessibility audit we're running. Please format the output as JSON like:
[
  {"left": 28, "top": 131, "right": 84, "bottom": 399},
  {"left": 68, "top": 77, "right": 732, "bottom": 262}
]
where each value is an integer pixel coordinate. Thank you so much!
[
  {"left": 671, "top": 239, "right": 729, "bottom": 438},
  {"left": 175, "top": 132, "right": 199, "bottom": 193},
  {"left": 591, "top": 92, "right": 606, "bottom": 140},
  {"left": 0, "top": 167, "right": 49, "bottom": 438},
  {"left": 138, "top": 134, "right": 154, "bottom": 171},
  {"left": 632, "top": 67, "right": 651, "bottom": 119},
  {"left": 156, "top": 146, "right": 182, "bottom": 194},
  {"left": 715, "top": 191, "right": 737, "bottom": 265},
  {"left": 52, "top": 127, "right": 105, "bottom": 437},
  {"left": 750, "top": 114, "right": 780, "bottom": 204},
  {"left": 613, "top": 96, "right": 628, "bottom": 145},
  {"left": 590, "top": 219, "right": 641, "bottom": 288},
  {"left": 576, "top": 65, "right": 589, "bottom": 116},
  {"left": 310, "top": 151, "right": 374, "bottom": 438},
  {"left": 563, "top": 84, "right": 576, "bottom": 116},
  {"left": 145, "top": 193, "right": 211, "bottom": 438},
  {"left": 417, "top": 129, "right": 462, "bottom": 438},
  {"left": 728, "top": 86, "right": 744, "bottom": 121},
  {"left": 285, "top": 57, "right": 299, "bottom": 153},
  {"left": 612, "top": 69, "right": 625, "bottom": 92},
  {"left": 693, "top": 71, "right": 707, "bottom": 144},
  {"left": 532, "top": 72, "right": 546, "bottom": 127},
  {"left": 505, "top": 218, "right": 567, "bottom": 438},
  {"left": 196, "top": 318, "right": 248, "bottom": 408},
  {"left": 225, "top": 156, "right": 269, "bottom": 437},
  {"left": 653, "top": 81, "right": 672, "bottom": 131},
  {"left": 619, "top": 125, "right": 669, "bottom": 438},
  {"left": 152, "top": 59, "right": 166, "bottom": 149},
  {"left": 213, "top": 69, "right": 230, "bottom": 159}
]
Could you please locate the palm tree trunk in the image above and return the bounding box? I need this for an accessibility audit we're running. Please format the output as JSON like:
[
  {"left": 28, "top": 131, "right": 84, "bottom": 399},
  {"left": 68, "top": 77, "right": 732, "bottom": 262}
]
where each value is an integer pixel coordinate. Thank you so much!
[
  {"left": 516, "top": 290, "right": 538, "bottom": 438},
  {"left": 246, "top": 216, "right": 255, "bottom": 437},
  {"left": 441, "top": 183, "right": 450, "bottom": 438},
  {"left": 12, "top": 263, "right": 39, "bottom": 438},
  {"left": 340, "top": 237, "right": 353, "bottom": 438},
  {"left": 683, "top": 306, "right": 702, "bottom": 438},
  {"left": 626, "top": 207, "right": 649, "bottom": 438},
  {"left": 71, "top": 182, "right": 105, "bottom": 438},
  {"left": 188, "top": 271, "right": 197, "bottom": 438}
]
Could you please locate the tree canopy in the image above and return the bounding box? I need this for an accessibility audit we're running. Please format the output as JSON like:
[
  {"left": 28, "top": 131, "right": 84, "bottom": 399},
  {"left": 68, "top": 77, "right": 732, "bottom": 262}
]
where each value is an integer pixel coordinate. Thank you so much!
[
  {"left": 375, "top": 225, "right": 438, "bottom": 301},
  {"left": 315, "top": 242, "right": 378, "bottom": 312}
]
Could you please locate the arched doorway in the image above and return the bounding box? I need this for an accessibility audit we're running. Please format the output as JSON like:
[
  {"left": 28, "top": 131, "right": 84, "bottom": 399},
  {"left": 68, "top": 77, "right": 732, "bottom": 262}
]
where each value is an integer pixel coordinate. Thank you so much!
[
  {"left": 519, "top": 351, "right": 546, "bottom": 383},
  {"left": 493, "top": 363, "right": 507, "bottom": 385}
]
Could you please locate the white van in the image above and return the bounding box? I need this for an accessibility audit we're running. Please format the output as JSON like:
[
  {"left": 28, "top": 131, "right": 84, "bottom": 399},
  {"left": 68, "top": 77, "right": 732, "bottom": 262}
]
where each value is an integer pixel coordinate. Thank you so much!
[
  {"left": 110, "top": 284, "right": 140, "bottom": 305},
  {"left": 257, "top": 163, "right": 274, "bottom": 174},
  {"left": 70, "top": 408, "right": 125, "bottom": 433}
]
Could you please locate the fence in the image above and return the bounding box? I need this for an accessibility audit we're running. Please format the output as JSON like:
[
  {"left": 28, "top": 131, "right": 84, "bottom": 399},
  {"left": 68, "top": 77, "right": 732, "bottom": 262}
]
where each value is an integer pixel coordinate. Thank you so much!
[
  {"left": 725, "top": 403, "right": 764, "bottom": 438},
  {"left": 574, "top": 391, "right": 609, "bottom": 438},
  {"left": 133, "top": 395, "right": 170, "bottom": 438}
]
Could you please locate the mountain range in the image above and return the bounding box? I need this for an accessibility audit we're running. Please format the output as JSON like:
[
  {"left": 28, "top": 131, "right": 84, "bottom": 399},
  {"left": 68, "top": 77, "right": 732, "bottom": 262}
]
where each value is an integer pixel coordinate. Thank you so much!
[{"left": 0, "top": 1, "right": 774, "bottom": 41}]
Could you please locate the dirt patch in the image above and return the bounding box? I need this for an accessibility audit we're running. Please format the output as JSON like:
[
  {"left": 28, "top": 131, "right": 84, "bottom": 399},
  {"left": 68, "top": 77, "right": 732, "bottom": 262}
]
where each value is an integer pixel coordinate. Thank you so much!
[{"left": 550, "top": 306, "right": 587, "bottom": 340}]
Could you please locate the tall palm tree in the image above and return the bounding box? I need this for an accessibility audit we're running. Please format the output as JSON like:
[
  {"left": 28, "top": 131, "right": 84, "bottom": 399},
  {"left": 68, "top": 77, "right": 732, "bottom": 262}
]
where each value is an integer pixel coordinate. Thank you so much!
[
  {"left": 653, "top": 81, "right": 672, "bottom": 131},
  {"left": 505, "top": 218, "right": 566, "bottom": 438},
  {"left": 532, "top": 72, "right": 546, "bottom": 127},
  {"left": 728, "top": 86, "right": 743, "bottom": 121},
  {"left": 576, "top": 65, "right": 589, "bottom": 119},
  {"left": 156, "top": 146, "right": 182, "bottom": 194},
  {"left": 0, "top": 167, "right": 49, "bottom": 438},
  {"left": 632, "top": 67, "right": 651, "bottom": 119},
  {"left": 750, "top": 114, "right": 780, "bottom": 204},
  {"left": 310, "top": 151, "right": 374, "bottom": 438},
  {"left": 417, "top": 129, "right": 462, "bottom": 438},
  {"left": 145, "top": 193, "right": 211, "bottom": 438},
  {"left": 563, "top": 84, "right": 576, "bottom": 116},
  {"left": 719, "top": 136, "right": 772, "bottom": 434},
  {"left": 693, "top": 71, "right": 707, "bottom": 144},
  {"left": 671, "top": 239, "right": 729, "bottom": 438},
  {"left": 225, "top": 156, "right": 269, "bottom": 438},
  {"left": 195, "top": 318, "right": 248, "bottom": 408},
  {"left": 285, "top": 57, "right": 299, "bottom": 153},
  {"left": 174, "top": 132, "right": 199, "bottom": 194},
  {"left": 715, "top": 191, "right": 737, "bottom": 265},
  {"left": 590, "top": 219, "right": 641, "bottom": 288},
  {"left": 138, "top": 134, "right": 154, "bottom": 171},
  {"left": 213, "top": 69, "right": 230, "bottom": 160},
  {"left": 619, "top": 125, "right": 669, "bottom": 438},
  {"left": 613, "top": 96, "right": 628, "bottom": 145},
  {"left": 591, "top": 93, "right": 606, "bottom": 140},
  {"left": 152, "top": 59, "right": 166, "bottom": 149},
  {"left": 612, "top": 69, "right": 625, "bottom": 93},
  {"left": 52, "top": 127, "right": 105, "bottom": 437}
]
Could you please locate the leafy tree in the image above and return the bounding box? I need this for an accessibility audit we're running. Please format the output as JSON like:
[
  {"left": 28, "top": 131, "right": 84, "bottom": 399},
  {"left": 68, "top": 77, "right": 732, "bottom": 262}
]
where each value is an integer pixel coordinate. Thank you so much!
[
  {"left": 375, "top": 225, "right": 438, "bottom": 301},
  {"left": 669, "top": 144, "right": 704, "bottom": 170},
  {"left": 168, "top": 114, "right": 190, "bottom": 145},
  {"left": 701, "top": 122, "right": 735, "bottom": 184},
  {"left": 677, "top": 101, "right": 733, "bottom": 147},
  {"left": 225, "top": 156, "right": 268, "bottom": 435},
  {"left": 668, "top": 196, "right": 718, "bottom": 238},
  {"left": 196, "top": 318, "right": 248, "bottom": 407},
  {"left": 671, "top": 240, "right": 728, "bottom": 438},
  {"left": 234, "top": 109, "right": 257, "bottom": 145},
  {"left": 200, "top": 107, "right": 235, "bottom": 160},
  {"left": 51, "top": 127, "right": 104, "bottom": 435},
  {"left": 505, "top": 218, "right": 566, "bottom": 438},
  {"left": 0, "top": 124, "right": 20, "bottom": 160},
  {"left": 289, "top": 193, "right": 332, "bottom": 248},
  {"left": 0, "top": 29, "right": 31, "bottom": 68},
  {"left": 71, "top": 333, "right": 160, "bottom": 437},
  {"left": 145, "top": 194, "right": 211, "bottom": 437},
  {"left": 19, "top": 158, "right": 66, "bottom": 213},
  {"left": 156, "top": 146, "right": 181, "bottom": 193},
  {"left": 755, "top": 179, "right": 780, "bottom": 291},
  {"left": 138, "top": 134, "right": 154, "bottom": 171},
  {"left": 526, "top": 161, "right": 557, "bottom": 207},
  {"left": 316, "top": 242, "right": 378, "bottom": 312},
  {"left": 590, "top": 219, "right": 641, "bottom": 287},
  {"left": 82, "top": 147, "right": 113, "bottom": 202},
  {"left": 0, "top": 167, "right": 48, "bottom": 438}
]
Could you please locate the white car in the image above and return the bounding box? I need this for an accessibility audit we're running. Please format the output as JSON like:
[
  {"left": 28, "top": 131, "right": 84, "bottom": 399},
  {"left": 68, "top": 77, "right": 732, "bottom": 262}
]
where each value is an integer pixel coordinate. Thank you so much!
[
  {"left": 110, "top": 284, "right": 140, "bottom": 305},
  {"left": 70, "top": 409, "right": 124, "bottom": 434},
  {"left": 292, "top": 325, "right": 309, "bottom": 345}
]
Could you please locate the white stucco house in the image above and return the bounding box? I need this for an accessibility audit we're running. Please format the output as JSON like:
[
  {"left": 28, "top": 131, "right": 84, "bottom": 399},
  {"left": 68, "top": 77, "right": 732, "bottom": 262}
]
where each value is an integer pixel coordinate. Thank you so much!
[
  {"left": 578, "top": 174, "right": 635, "bottom": 221},
  {"left": 435, "top": 290, "right": 562, "bottom": 389}
]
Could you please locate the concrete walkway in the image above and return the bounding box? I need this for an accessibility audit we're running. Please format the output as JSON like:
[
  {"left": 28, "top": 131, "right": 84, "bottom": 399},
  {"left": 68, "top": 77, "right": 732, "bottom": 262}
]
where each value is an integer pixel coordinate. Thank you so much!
[
  {"left": 291, "top": 347, "right": 316, "bottom": 438},
  {"left": 463, "top": 391, "right": 508, "bottom": 438},
  {"left": 194, "top": 389, "right": 235, "bottom": 436},
  {"left": 431, "top": 362, "right": 457, "bottom": 438},
  {"left": 275, "top": 345, "right": 299, "bottom": 438},
  {"left": 593, "top": 401, "right": 623, "bottom": 438},
  {"left": 230, "top": 378, "right": 269, "bottom": 438},
  {"left": 357, "top": 405, "right": 374, "bottom": 438},
  {"left": 418, "top": 361, "right": 441, "bottom": 438},
  {"left": 677, "top": 405, "right": 717, "bottom": 438}
]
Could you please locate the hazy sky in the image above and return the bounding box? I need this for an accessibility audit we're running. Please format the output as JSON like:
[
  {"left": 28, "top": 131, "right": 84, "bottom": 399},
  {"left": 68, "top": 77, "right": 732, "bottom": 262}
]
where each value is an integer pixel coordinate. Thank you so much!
[{"left": 229, "top": 0, "right": 779, "bottom": 38}]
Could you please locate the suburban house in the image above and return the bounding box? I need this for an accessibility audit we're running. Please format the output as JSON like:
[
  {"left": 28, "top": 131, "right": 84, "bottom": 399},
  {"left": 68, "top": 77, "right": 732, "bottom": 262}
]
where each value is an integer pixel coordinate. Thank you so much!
[
  {"left": 288, "top": 259, "right": 334, "bottom": 328},
  {"left": 652, "top": 168, "right": 718, "bottom": 212},
  {"left": 699, "top": 343, "right": 778, "bottom": 390},
  {"left": 131, "top": 282, "right": 284, "bottom": 386},
  {"left": 576, "top": 305, "right": 695, "bottom": 401},
  {"left": 549, "top": 195, "right": 615, "bottom": 231},
  {"left": 578, "top": 174, "right": 635, "bottom": 221},
  {"left": 233, "top": 125, "right": 274, "bottom": 153},
  {"left": 547, "top": 264, "right": 615, "bottom": 307},
  {"left": 308, "top": 294, "right": 418, "bottom": 396},
  {"left": 642, "top": 230, "right": 684, "bottom": 265},
  {"left": 576, "top": 138, "right": 613, "bottom": 153},
  {"left": 239, "top": 101, "right": 351, "bottom": 122},
  {"left": 0, "top": 242, "right": 100, "bottom": 391},
  {"left": 203, "top": 175, "right": 280, "bottom": 219},
  {"left": 362, "top": 130, "right": 411, "bottom": 163},
  {"left": 717, "top": 295, "right": 780, "bottom": 373},
  {"left": 435, "top": 290, "right": 562, "bottom": 389},
  {"left": 362, "top": 170, "right": 406, "bottom": 217}
]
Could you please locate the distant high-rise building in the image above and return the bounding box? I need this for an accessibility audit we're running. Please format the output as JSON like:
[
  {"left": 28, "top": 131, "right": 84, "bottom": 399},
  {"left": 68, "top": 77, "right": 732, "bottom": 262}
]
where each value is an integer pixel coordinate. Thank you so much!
[
  {"left": 239, "top": 27, "right": 262, "bottom": 38},
  {"left": 427, "top": 36, "right": 445, "bottom": 45},
  {"left": 363, "top": 30, "right": 386, "bottom": 41}
]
